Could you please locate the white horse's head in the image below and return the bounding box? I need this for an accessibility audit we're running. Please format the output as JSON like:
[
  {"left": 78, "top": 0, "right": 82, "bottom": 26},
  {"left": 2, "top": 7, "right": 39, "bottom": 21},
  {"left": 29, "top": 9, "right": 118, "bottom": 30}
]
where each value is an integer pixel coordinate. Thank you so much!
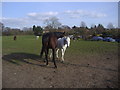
[{"left": 64, "top": 36, "right": 70, "bottom": 47}]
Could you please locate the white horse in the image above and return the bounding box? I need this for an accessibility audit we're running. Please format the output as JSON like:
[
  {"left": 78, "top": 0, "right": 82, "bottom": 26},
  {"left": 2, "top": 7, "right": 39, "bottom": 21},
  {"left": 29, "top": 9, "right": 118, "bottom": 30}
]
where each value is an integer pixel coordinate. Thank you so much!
[
  {"left": 50, "top": 36, "right": 70, "bottom": 62},
  {"left": 56, "top": 36, "right": 70, "bottom": 62},
  {"left": 36, "top": 36, "right": 39, "bottom": 40}
]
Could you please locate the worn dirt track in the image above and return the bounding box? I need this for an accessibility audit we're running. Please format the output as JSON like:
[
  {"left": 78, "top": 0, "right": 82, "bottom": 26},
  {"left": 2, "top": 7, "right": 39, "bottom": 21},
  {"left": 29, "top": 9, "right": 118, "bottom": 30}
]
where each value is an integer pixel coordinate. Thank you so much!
[{"left": 2, "top": 52, "right": 118, "bottom": 88}]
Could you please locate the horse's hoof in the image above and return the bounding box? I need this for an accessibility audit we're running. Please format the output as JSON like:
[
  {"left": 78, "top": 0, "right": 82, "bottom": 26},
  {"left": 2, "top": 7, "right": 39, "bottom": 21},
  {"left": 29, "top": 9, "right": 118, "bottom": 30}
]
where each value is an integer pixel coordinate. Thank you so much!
[
  {"left": 54, "top": 66, "right": 57, "bottom": 68},
  {"left": 46, "top": 65, "right": 49, "bottom": 67},
  {"left": 46, "top": 63, "right": 49, "bottom": 66},
  {"left": 61, "top": 60, "right": 64, "bottom": 63}
]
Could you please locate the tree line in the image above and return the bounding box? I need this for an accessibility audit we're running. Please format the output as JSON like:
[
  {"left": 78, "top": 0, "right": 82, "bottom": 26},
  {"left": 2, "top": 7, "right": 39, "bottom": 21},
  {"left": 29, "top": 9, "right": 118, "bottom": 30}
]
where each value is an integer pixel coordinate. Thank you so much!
[{"left": 0, "top": 20, "right": 119, "bottom": 40}]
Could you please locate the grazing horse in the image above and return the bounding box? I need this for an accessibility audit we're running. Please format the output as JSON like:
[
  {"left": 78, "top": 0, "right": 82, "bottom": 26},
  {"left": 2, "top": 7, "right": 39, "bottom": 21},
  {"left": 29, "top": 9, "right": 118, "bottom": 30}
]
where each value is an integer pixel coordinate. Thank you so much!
[
  {"left": 13, "top": 35, "right": 17, "bottom": 41},
  {"left": 40, "top": 32, "right": 65, "bottom": 68},
  {"left": 36, "top": 36, "right": 39, "bottom": 40},
  {"left": 50, "top": 36, "right": 70, "bottom": 62}
]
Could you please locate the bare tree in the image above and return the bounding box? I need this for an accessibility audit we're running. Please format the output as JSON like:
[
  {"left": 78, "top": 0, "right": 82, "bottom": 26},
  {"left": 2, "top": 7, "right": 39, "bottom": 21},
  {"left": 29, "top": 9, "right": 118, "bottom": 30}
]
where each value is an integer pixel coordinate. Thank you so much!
[
  {"left": 80, "top": 21, "right": 86, "bottom": 28},
  {"left": 107, "top": 23, "right": 114, "bottom": 29},
  {"left": 44, "top": 16, "right": 61, "bottom": 29}
]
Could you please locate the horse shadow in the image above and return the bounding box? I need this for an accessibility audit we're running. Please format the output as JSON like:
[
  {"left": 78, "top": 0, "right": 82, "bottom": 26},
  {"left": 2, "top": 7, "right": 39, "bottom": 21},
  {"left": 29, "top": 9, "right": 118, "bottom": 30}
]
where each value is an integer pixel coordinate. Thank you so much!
[
  {"left": 2, "top": 52, "right": 65, "bottom": 68},
  {"left": 2, "top": 52, "right": 117, "bottom": 72},
  {"left": 2, "top": 52, "right": 47, "bottom": 67}
]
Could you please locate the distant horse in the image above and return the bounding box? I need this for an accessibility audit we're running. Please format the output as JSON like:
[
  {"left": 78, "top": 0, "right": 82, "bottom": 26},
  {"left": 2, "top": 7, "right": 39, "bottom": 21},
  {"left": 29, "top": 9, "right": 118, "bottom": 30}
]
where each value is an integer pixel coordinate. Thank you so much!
[
  {"left": 13, "top": 35, "right": 17, "bottom": 40},
  {"left": 36, "top": 36, "right": 39, "bottom": 40},
  {"left": 40, "top": 32, "right": 65, "bottom": 68}
]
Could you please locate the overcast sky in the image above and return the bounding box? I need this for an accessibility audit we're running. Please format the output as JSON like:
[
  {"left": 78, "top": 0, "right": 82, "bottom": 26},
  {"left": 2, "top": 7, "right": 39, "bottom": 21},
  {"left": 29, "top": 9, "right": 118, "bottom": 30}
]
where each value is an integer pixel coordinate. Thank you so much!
[{"left": 1, "top": 2, "right": 118, "bottom": 29}]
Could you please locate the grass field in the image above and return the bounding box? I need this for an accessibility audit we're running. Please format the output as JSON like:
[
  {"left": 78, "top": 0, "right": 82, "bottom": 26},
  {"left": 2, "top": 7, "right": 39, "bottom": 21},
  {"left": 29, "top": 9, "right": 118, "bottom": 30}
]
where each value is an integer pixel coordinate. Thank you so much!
[
  {"left": 2, "top": 35, "right": 42, "bottom": 55},
  {"left": 2, "top": 35, "right": 119, "bottom": 88},
  {"left": 2, "top": 35, "right": 118, "bottom": 56}
]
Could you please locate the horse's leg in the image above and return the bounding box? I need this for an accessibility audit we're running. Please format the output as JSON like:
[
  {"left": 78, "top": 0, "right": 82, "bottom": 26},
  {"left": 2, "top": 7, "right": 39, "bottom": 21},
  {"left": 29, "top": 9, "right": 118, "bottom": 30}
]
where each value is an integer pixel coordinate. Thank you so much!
[
  {"left": 61, "top": 48, "right": 66, "bottom": 62},
  {"left": 45, "top": 48, "right": 49, "bottom": 66},
  {"left": 40, "top": 46, "right": 44, "bottom": 58},
  {"left": 52, "top": 49, "right": 57, "bottom": 68},
  {"left": 56, "top": 49, "right": 59, "bottom": 59},
  {"left": 49, "top": 49, "right": 52, "bottom": 59}
]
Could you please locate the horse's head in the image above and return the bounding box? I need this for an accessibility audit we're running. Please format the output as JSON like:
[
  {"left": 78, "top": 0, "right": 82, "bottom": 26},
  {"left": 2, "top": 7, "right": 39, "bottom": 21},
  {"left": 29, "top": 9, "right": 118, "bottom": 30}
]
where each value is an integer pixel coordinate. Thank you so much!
[
  {"left": 64, "top": 36, "right": 70, "bottom": 48},
  {"left": 54, "top": 32, "right": 65, "bottom": 38}
]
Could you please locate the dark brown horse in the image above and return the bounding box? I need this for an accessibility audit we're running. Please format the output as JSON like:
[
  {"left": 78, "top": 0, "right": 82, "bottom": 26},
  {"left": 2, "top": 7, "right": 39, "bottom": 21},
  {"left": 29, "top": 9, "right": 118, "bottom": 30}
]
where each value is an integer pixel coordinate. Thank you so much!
[
  {"left": 13, "top": 35, "right": 17, "bottom": 40},
  {"left": 40, "top": 32, "right": 65, "bottom": 68}
]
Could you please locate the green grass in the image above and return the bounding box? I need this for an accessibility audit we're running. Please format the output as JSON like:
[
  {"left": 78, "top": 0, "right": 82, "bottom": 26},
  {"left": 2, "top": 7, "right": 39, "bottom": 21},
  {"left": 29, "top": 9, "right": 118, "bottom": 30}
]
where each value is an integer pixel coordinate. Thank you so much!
[
  {"left": 2, "top": 35, "right": 118, "bottom": 56},
  {"left": 67, "top": 40, "right": 118, "bottom": 56},
  {"left": 2, "top": 35, "right": 42, "bottom": 55}
]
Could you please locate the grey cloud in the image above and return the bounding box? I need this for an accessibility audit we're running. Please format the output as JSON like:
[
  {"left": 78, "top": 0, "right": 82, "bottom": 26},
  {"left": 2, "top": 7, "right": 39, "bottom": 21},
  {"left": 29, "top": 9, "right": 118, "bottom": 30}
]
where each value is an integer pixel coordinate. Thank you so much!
[
  {"left": 64, "top": 10, "right": 107, "bottom": 18},
  {"left": 1, "top": 10, "right": 107, "bottom": 28}
]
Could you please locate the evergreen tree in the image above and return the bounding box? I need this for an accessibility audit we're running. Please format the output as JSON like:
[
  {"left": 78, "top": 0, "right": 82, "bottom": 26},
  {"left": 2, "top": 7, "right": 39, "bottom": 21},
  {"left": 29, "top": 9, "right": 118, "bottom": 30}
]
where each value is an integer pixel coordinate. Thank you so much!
[{"left": 33, "top": 25, "right": 43, "bottom": 36}]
